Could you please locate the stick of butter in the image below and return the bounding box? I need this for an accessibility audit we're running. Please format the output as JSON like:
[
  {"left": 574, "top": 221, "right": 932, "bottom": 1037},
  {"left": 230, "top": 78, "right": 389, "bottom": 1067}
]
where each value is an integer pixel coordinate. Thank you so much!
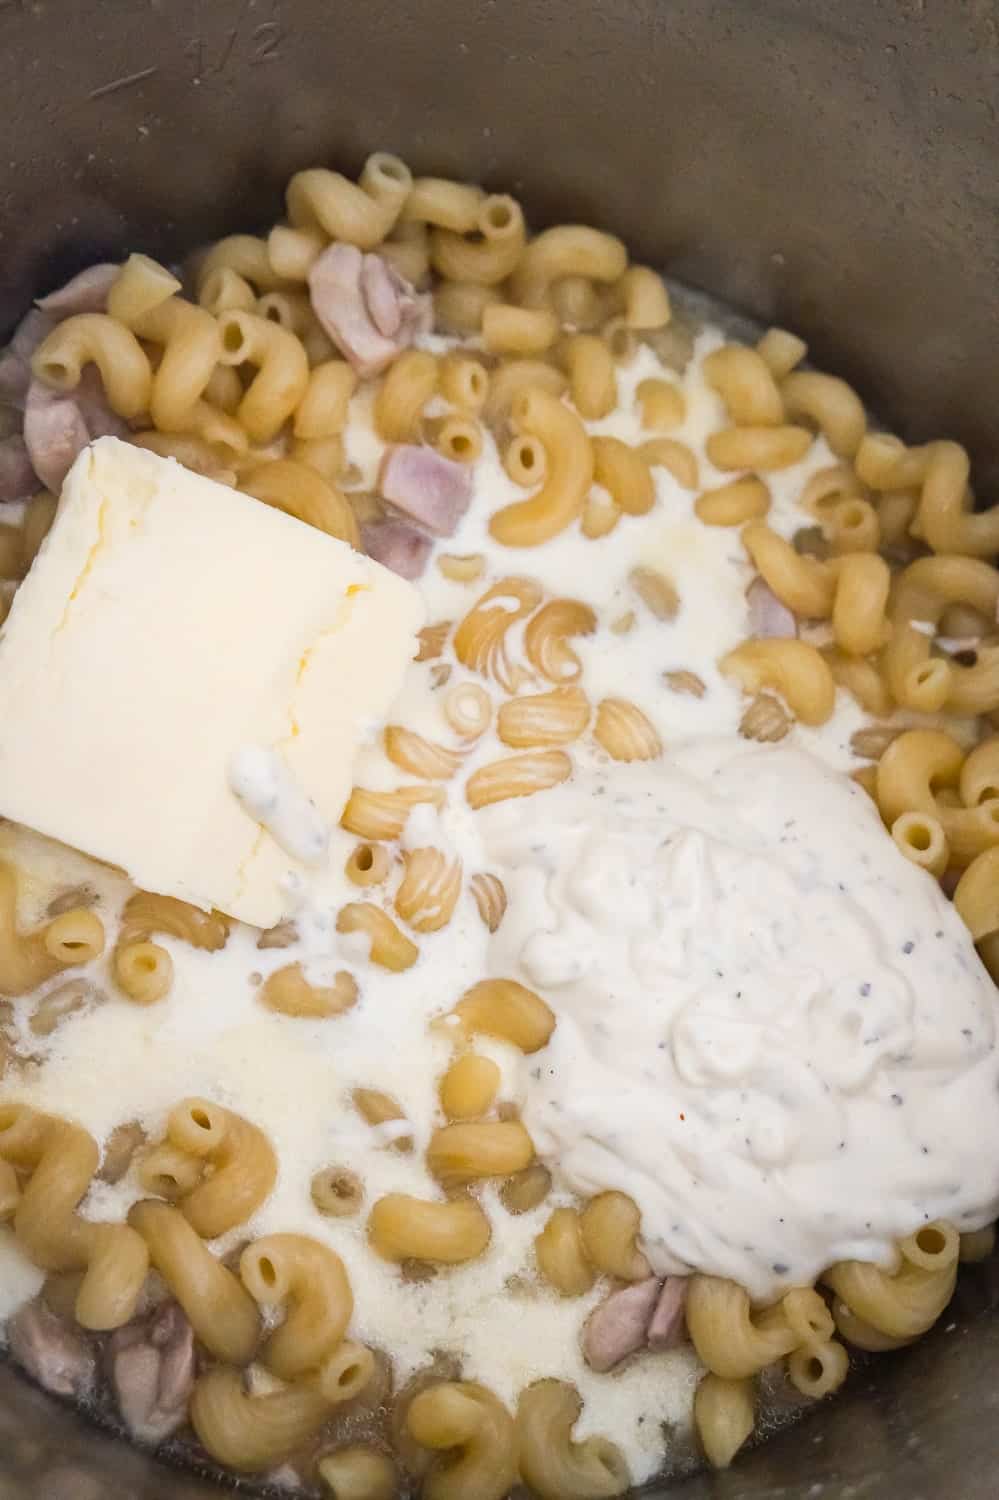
[{"left": 0, "top": 438, "right": 425, "bottom": 927}]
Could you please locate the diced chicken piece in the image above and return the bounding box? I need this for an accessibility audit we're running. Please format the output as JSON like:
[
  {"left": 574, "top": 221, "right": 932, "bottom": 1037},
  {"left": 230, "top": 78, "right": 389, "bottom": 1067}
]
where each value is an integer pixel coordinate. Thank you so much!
[
  {"left": 746, "top": 577, "right": 797, "bottom": 639},
  {"left": 22, "top": 370, "right": 129, "bottom": 496},
  {"left": 10, "top": 307, "right": 55, "bottom": 362},
  {"left": 309, "top": 243, "right": 431, "bottom": 378},
  {"left": 8, "top": 1297, "right": 95, "bottom": 1399},
  {"left": 361, "top": 253, "right": 406, "bottom": 338},
  {"left": 646, "top": 1275, "right": 689, "bottom": 1351},
  {"left": 0, "top": 350, "right": 30, "bottom": 407},
  {"left": 23, "top": 381, "right": 91, "bottom": 494},
  {"left": 0, "top": 435, "right": 37, "bottom": 503},
  {"left": 1, "top": 309, "right": 55, "bottom": 409},
  {"left": 362, "top": 518, "right": 434, "bottom": 580},
  {"left": 379, "top": 445, "right": 473, "bottom": 537},
  {"left": 36, "top": 263, "right": 119, "bottom": 316},
  {"left": 107, "top": 1300, "right": 196, "bottom": 1446},
  {"left": 582, "top": 1276, "right": 662, "bottom": 1373}
]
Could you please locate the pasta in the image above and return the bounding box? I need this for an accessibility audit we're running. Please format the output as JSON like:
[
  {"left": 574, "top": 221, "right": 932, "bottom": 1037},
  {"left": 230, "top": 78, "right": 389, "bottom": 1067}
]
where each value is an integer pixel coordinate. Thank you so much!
[
  {"left": 706, "top": 424, "right": 812, "bottom": 471},
  {"left": 636, "top": 377, "right": 685, "bottom": 430},
  {"left": 484, "top": 359, "right": 567, "bottom": 426},
  {"left": 579, "top": 1192, "right": 650, "bottom": 1281},
  {"left": 336, "top": 904, "right": 419, "bottom": 971},
  {"left": 702, "top": 345, "right": 784, "bottom": 426},
  {"left": 427, "top": 1120, "right": 534, "bottom": 1185},
  {"left": 516, "top": 1380, "right": 630, "bottom": 1499},
  {"left": 240, "top": 1233, "right": 353, "bottom": 1379},
  {"left": 217, "top": 310, "right": 310, "bottom": 443},
  {"left": 449, "top": 978, "right": 555, "bottom": 1052},
  {"left": 374, "top": 350, "right": 438, "bottom": 441},
  {"left": 466, "top": 750, "right": 573, "bottom": 808},
  {"left": 384, "top": 725, "right": 464, "bottom": 779},
  {"left": 500, "top": 1163, "right": 552, "bottom": 1215},
  {"left": 432, "top": 419, "right": 483, "bottom": 466},
  {"left": 779, "top": 370, "right": 867, "bottom": 458},
  {"left": 32, "top": 314, "right": 152, "bottom": 419},
  {"left": 368, "top": 1193, "right": 491, "bottom": 1263},
  {"left": 0, "top": 1104, "right": 148, "bottom": 1329},
  {"left": 341, "top": 784, "right": 445, "bottom": 840},
  {"left": 884, "top": 556, "right": 999, "bottom": 715},
  {"left": 141, "top": 1098, "right": 278, "bottom": 1238},
  {"left": 523, "top": 598, "right": 597, "bottom": 681},
  {"left": 439, "top": 1054, "right": 501, "bottom": 1120},
  {"left": 612, "top": 266, "right": 672, "bottom": 330},
  {"left": 489, "top": 389, "right": 593, "bottom": 547},
  {"left": 395, "top": 847, "right": 463, "bottom": 932},
  {"left": 438, "top": 353, "right": 489, "bottom": 413},
  {"left": 720, "top": 640, "right": 836, "bottom": 725},
  {"left": 312, "top": 1165, "right": 365, "bottom": 1218},
  {"left": 693, "top": 1374, "right": 755, "bottom": 1469},
  {"left": 444, "top": 683, "right": 493, "bottom": 739},
  {"left": 955, "top": 847, "right": 999, "bottom": 940},
  {"left": 695, "top": 476, "right": 770, "bottom": 526},
  {"left": 190, "top": 1365, "right": 333, "bottom": 1472},
  {"left": 352, "top": 1089, "right": 413, "bottom": 1151},
  {"left": 431, "top": 196, "right": 527, "bottom": 285},
  {"left": 592, "top": 436, "right": 654, "bottom": 517},
  {"left": 535, "top": 1208, "right": 596, "bottom": 1296},
  {"left": 453, "top": 577, "right": 544, "bottom": 691},
  {"left": 406, "top": 1381, "right": 517, "bottom": 1500},
  {"left": 260, "top": 963, "right": 359, "bottom": 1018},
  {"left": 482, "top": 304, "right": 560, "bottom": 356},
  {"left": 294, "top": 360, "right": 358, "bottom": 438},
  {"left": 469, "top": 872, "right": 507, "bottom": 933},
  {"left": 497, "top": 685, "right": 590, "bottom": 747},
  {"left": 876, "top": 730, "right": 999, "bottom": 865},
  {"left": 756, "top": 327, "right": 807, "bottom": 379},
  {"left": 638, "top": 436, "right": 698, "bottom": 488},
  {"left": 686, "top": 1277, "right": 796, "bottom": 1378},
  {"left": 402, "top": 177, "right": 485, "bottom": 232},
  {"left": 892, "top": 812, "right": 949, "bottom": 879},
  {"left": 286, "top": 152, "right": 412, "bottom": 248},
  {"left": 560, "top": 335, "right": 617, "bottom": 420},
  {"left": 823, "top": 1221, "right": 959, "bottom": 1340},
  {"left": 317, "top": 1447, "right": 398, "bottom": 1500},
  {"left": 509, "top": 226, "right": 628, "bottom": 307},
  {"left": 434, "top": 281, "right": 504, "bottom": 337},
  {"left": 0, "top": 863, "right": 104, "bottom": 997},
  {"left": 266, "top": 223, "right": 327, "bottom": 281},
  {"left": 593, "top": 698, "right": 662, "bottom": 761},
  {"left": 109, "top": 263, "right": 222, "bottom": 431}
]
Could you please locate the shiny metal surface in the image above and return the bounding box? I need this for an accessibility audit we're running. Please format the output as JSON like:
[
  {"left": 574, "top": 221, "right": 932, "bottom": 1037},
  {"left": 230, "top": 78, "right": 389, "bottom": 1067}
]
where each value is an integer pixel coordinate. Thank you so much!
[{"left": 1, "top": 0, "right": 998, "bottom": 1494}]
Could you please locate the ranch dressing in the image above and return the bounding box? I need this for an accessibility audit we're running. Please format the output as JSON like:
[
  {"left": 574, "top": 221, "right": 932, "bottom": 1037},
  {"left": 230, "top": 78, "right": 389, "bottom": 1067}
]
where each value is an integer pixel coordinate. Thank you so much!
[{"left": 483, "top": 742, "right": 999, "bottom": 1299}]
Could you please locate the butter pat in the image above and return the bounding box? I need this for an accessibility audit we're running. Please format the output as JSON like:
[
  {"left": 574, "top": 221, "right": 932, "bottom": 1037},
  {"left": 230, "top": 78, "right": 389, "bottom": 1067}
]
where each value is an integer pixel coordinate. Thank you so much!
[{"left": 0, "top": 439, "right": 424, "bottom": 926}]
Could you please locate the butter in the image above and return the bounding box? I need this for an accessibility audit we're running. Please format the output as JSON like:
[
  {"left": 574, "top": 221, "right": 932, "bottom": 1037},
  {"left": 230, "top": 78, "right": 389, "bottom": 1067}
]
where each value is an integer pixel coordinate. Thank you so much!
[{"left": 0, "top": 439, "right": 424, "bottom": 926}]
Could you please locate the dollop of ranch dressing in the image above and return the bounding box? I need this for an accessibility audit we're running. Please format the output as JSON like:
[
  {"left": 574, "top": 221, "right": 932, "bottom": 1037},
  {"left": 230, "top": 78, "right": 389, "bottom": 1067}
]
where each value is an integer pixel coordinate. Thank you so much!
[
  {"left": 228, "top": 745, "right": 330, "bottom": 865},
  {"left": 481, "top": 742, "right": 999, "bottom": 1300}
]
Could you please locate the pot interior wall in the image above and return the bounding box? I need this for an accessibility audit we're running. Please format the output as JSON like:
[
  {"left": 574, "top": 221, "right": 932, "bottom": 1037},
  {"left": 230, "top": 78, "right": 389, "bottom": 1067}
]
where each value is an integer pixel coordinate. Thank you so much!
[{"left": 1, "top": 2, "right": 998, "bottom": 1496}]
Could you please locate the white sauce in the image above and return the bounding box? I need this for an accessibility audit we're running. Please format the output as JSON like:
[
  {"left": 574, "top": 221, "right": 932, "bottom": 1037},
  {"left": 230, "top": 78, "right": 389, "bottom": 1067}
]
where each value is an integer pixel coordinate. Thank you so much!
[
  {"left": 228, "top": 745, "right": 331, "bottom": 865},
  {"left": 482, "top": 744, "right": 999, "bottom": 1299},
  {"left": 2, "top": 323, "right": 997, "bottom": 1482}
]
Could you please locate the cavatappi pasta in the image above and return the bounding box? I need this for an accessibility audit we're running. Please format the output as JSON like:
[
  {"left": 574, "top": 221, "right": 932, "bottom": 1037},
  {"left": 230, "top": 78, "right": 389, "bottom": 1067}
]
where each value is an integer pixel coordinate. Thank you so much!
[{"left": 1, "top": 148, "right": 998, "bottom": 1500}]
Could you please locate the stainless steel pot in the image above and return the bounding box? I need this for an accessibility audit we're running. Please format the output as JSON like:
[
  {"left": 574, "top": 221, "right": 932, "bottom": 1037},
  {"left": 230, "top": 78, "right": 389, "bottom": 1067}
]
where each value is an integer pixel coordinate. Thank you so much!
[{"left": 1, "top": 2, "right": 997, "bottom": 1495}]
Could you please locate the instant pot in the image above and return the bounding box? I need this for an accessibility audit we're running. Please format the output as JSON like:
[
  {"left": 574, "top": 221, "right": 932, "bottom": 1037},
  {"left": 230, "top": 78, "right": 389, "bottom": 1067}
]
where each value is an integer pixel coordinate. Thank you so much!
[{"left": 1, "top": 2, "right": 997, "bottom": 1495}]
